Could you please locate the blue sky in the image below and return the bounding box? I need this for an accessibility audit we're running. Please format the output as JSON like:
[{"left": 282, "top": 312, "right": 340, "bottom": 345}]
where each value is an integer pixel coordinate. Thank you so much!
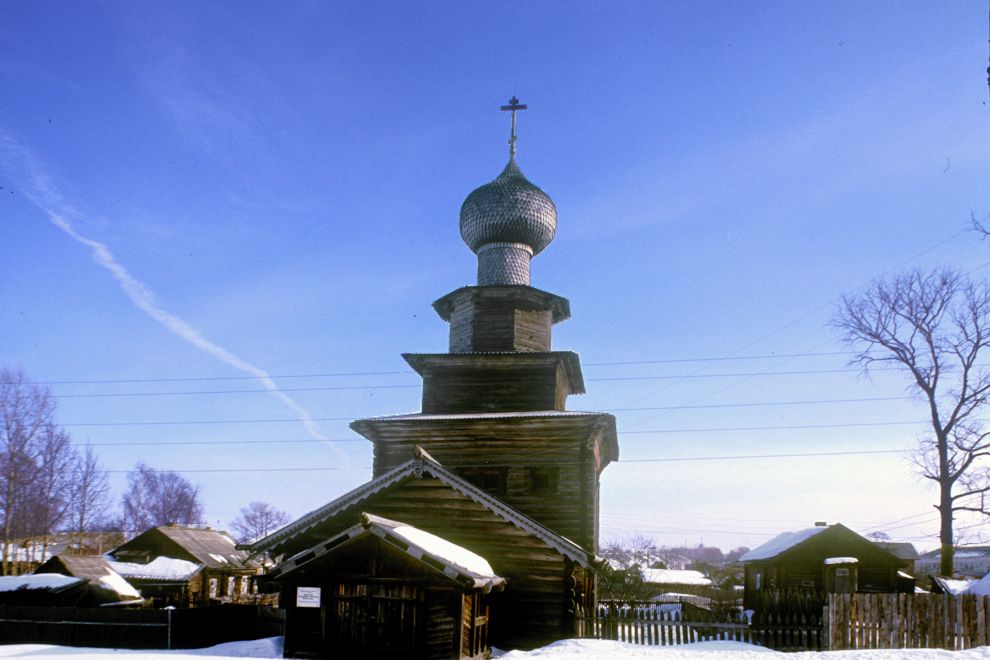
[{"left": 1, "top": 2, "right": 987, "bottom": 551}]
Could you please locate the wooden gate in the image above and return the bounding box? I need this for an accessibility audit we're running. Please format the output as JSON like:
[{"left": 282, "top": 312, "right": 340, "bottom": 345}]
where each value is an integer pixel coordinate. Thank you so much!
[{"left": 325, "top": 584, "right": 423, "bottom": 656}]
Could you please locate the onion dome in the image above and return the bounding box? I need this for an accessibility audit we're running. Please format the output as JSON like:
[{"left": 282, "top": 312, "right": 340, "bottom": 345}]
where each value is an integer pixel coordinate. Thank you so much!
[{"left": 459, "top": 157, "right": 558, "bottom": 286}]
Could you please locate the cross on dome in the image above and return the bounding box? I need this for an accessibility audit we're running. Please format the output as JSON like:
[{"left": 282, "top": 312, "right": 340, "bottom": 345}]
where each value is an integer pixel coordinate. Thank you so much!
[{"left": 500, "top": 96, "right": 527, "bottom": 158}]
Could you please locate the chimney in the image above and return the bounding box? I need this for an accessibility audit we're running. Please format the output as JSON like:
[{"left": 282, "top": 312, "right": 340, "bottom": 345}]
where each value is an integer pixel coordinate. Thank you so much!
[{"left": 814, "top": 521, "right": 828, "bottom": 527}]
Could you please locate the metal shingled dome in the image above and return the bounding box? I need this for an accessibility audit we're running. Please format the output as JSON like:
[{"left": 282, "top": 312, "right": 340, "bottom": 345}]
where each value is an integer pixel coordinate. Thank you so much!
[{"left": 459, "top": 158, "right": 557, "bottom": 256}]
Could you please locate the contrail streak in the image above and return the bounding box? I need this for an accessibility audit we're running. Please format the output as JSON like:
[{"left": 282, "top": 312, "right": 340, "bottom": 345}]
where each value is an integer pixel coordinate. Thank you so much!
[{"left": 1, "top": 133, "right": 346, "bottom": 463}]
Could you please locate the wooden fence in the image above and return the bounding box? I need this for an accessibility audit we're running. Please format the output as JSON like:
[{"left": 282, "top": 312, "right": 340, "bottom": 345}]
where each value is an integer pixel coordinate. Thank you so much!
[
  {"left": 0, "top": 604, "right": 284, "bottom": 649},
  {"left": 826, "top": 593, "right": 990, "bottom": 650},
  {"left": 577, "top": 601, "right": 758, "bottom": 648}
]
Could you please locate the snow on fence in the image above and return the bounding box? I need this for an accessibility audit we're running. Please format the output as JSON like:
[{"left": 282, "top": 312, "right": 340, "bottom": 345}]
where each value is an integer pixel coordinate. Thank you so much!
[
  {"left": 576, "top": 601, "right": 758, "bottom": 648},
  {"left": 826, "top": 593, "right": 990, "bottom": 650}
]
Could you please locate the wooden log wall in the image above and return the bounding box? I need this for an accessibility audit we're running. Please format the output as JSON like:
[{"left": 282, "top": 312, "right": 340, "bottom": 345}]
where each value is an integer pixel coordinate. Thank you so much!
[
  {"left": 270, "top": 476, "right": 577, "bottom": 650},
  {"left": 370, "top": 423, "right": 606, "bottom": 551},
  {"left": 420, "top": 363, "right": 568, "bottom": 413}
]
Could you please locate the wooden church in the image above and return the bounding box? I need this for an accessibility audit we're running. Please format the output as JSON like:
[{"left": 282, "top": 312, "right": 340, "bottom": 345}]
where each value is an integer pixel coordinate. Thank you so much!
[{"left": 247, "top": 99, "right": 619, "bottom": 658}]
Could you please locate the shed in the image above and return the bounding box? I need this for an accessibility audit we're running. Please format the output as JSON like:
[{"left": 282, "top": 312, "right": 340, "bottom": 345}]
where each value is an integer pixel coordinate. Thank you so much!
[
  {"left": 34, "top": 554, "right": 143, "bottom": 606},
  {"left": 266, "top": 512, "right": 502, "bottom": 659},
  {"left": 739, "top": 523, "right": 912, "bottom": 609}
]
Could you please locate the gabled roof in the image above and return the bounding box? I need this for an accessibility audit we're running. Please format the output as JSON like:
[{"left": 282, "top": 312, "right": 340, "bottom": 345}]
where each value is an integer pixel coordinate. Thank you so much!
[
  {"left": 113, "top": 525, "right": 258, "bottom": 571},
  {"left": 34, "top": 555, "right": 143, "bottom": 604},
  {"left": 740, "top": 526, "right": 830, "bottom": 561},
  {"left": 740, "top": 523, "right": 902, "bottom": 564},
  {"left": 106, "top": 556, "right": 202, "bottom": 582},
  {"left": 38, "top": 555, "right": 112, "bottom": 581},
  {"left": 245, "top": 447, "right": 595, "bottom": 567},
  {"left": 267, "top": 512, "right": 505, "bottom": 592},
  {"left": 875, "top": 542, "right": 919, "bottom": 561}
]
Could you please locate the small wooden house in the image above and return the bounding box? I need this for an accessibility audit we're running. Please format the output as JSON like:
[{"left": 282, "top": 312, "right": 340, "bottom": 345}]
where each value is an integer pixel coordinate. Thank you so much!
[
  {"left": 107, "top": 525, "right": 260, "bottom": 607},
  {"left": 34, "top": 554, "right": 143, "bottom": 606},
  {"left": 740, "top": 523, "right": 913, "bottom": 609},
  {"left": 266, "top": 512, "right": 504, "bottom": 659}
]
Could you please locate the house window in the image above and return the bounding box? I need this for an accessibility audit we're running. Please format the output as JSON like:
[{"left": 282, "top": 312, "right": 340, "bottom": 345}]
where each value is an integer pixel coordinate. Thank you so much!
[
  {"left": 527, "top": 467, "right": 558, "bottom": 494},
  {"left": 209, "top": 578, "right": 218, "bottom": 599},
  {"left": 240, "top": 577, "right": 249, "bottom": 595},
  {"left": 227, "top": 576, "right": 236, "bottom": 595},
  {"left": 458, "top": 467, "right": 507, "bottom": 496}
]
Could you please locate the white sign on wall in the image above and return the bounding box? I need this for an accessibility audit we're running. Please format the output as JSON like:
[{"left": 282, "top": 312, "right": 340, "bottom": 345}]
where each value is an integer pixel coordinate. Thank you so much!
[{"left": 296, "top": 586, "right": 321, "bottom": 608}]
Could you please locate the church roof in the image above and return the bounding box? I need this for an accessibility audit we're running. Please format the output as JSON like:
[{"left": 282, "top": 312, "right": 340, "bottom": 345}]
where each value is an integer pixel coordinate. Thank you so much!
[
  {"left": 460, "top": 157, "right": 557, "bottom": 257},
  {"left": 243, "top": 447, "right": 596, "bottom": 567},
  {"left": 402, "top": 351, "right": 586, "bottom": 394}
]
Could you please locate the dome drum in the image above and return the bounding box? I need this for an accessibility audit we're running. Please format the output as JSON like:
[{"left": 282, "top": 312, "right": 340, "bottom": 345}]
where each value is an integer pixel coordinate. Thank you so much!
[{"left": 477, "top": 242, "right": 532, "bottom": 286}]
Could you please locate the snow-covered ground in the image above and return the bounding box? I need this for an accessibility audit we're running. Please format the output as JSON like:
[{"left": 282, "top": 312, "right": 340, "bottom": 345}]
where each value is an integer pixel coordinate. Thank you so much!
[{"left": 1, "top": 638, "right": 990, "bottom": 660}]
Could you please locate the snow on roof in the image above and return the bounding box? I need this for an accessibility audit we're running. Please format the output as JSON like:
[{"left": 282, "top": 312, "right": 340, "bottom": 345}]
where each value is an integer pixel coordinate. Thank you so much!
[
  {"left": 740, "top": 526, "right": 829, "bottom": 561},
  {"left": 377, "top": 517, "right": 498, "bottom": 581},
  {"left": 824, "top": 557, "right": 858, "bottom": 565},
  {"left": 97, "top": 567, "right": 142, "bottom": 599},
  {"left": 968, "top": 573, "right": 990, "bottom": 596},
  {"left": 106, "top": 556, "right": 202, "bottom": 581},
  {"left": 271, "top": 513, "right": 504, "bottom": 591},
  {"left": 0, "top": 574, "right": 84, "bottom": 593},
  {"left": 641, "top": 569, "right": 712, "bottom": 586}
]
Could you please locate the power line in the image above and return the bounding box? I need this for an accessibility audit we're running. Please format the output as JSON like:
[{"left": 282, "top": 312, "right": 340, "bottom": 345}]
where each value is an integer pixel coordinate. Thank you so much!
[
  {"left": 78, "top": 419, "right": 921, "bottom": 445},
  {"left": 54, "top": 384, "right": 420, "bottom": 398},
  {"left": 34, "top": 370, "right": 413, "bottom": 385},
  {"left": 100, "top": 448, "right": 910, "bottom": 473},
  {"left": 48, "top": 366, "right": 921, "bottom": 399},
  {"left": 64, "top": 416, "right": 358, "bottom": 427},
  {"left": 33, "top": 351, "right": 860, "bottom": 386},
  {"left": 621, "top": 420, "right": 923, "bottom": 434},
  {"left": 616, "top": 449, "right": 908, "bottom": 463},
  {"left": 613, "top": 396, "right": 913, "bottom": 411},
  {"left": 60, "top": 395, "right": 915, "bottom": 427}
]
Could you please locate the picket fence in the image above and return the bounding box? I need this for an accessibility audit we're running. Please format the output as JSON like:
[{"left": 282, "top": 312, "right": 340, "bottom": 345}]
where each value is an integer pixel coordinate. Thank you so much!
[
  {"left": 826, "top": 593, "right": 990, "bottom": 650},
  {"left": 576, "top": 601, "right": 824, "bottom": 650},
  {"left": 580, "top": 594, "right": 990, "bottom": 652}
]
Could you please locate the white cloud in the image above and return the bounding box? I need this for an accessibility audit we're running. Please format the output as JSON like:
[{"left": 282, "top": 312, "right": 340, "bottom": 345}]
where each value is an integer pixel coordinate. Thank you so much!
[{"left": 0, "top": 131, "right": 346, "bottom": 464}]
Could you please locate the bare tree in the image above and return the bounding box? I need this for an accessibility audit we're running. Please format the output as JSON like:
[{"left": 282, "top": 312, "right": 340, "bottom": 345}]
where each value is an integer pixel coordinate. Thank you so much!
[
  {"left": 28, "top": 425, "right": 75, "bottom": 557},
  {"left": 598, "top": 535, "right": 663, "bottom": 600},
  {"left": 122, "top": 463, "right": 204, "bottom": 532},
  {"left": 0, "top": 368, "right": 55, "bottom": 575},
  {"left": 835, "top": 268, "right": 990, "bottom": 576},
  {"left": 230, "top": 501, "right": 291, "bottom": 543},
  {"left": 66, "top": 444, "right": 112, "bottom": 550}
]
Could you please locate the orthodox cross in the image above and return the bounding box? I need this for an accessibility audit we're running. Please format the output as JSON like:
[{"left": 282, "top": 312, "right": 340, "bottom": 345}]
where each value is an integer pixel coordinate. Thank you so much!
[{"left": 500, "top": 96, "right": 527, "bottom": 158}]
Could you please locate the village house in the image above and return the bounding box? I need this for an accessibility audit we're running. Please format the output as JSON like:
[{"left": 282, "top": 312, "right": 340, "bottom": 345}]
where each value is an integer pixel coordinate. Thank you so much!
[
  {"left": 916, "top": 546, "right": 990, "bottom": 579},
  {"left": 105, "top": 524, "right": 260, "bottom": 607},
  {"left": 247, "top": 99, "right": 619, "bottom": 658},
  {"left": 740, "top": 523, "right": 914, "bottom": 610}
]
